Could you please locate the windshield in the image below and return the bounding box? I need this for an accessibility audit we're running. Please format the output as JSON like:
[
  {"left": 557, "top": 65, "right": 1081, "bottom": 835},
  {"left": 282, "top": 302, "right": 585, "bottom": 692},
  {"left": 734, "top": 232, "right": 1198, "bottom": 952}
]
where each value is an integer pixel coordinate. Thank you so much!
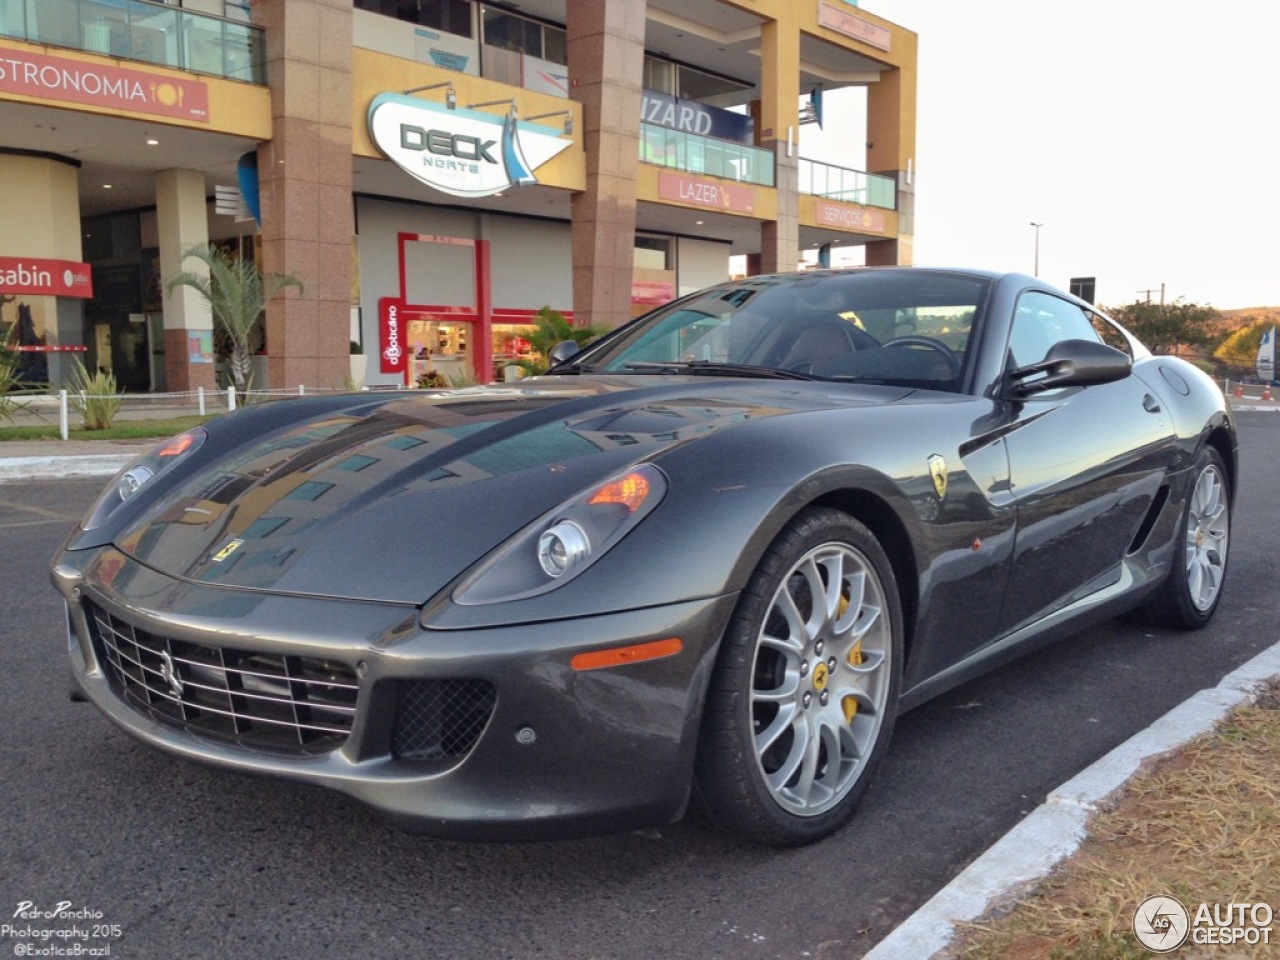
[{"left": 574, "top": 270, "right": 989, "bottom": 391}]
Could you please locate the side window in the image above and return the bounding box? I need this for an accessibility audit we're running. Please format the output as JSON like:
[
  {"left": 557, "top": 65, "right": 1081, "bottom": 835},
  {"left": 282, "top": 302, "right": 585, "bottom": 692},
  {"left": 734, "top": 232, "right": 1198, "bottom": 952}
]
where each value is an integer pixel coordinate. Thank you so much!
[
  {"left": 1008, "top": 291, "right": 1101, "bottom": 368},
  {"left": 1088, "top": 311, "right": 1134, "bottom": 358}
]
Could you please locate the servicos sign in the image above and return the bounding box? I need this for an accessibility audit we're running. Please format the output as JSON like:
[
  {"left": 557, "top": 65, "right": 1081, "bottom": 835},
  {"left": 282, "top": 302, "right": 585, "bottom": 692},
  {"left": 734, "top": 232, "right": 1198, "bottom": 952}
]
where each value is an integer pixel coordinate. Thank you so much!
[
  {"left": 0, "top": 257, "right": 93, "bottom": 298},
  {"left": 368, "top": 93, "right": 572, "bottom": 198}
]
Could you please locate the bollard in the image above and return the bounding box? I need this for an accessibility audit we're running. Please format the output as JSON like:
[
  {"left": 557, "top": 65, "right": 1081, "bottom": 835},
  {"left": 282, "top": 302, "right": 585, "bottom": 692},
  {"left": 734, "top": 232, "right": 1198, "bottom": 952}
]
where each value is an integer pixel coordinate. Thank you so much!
[
  {"left": 59, "top": 389, "right": 69, "bottom": 440},
  {"left": 198, "top": 386, "right": 206, "bottom": 417},
  {"left": 227, "top": 385, "right": 237, "bottom": 411}
]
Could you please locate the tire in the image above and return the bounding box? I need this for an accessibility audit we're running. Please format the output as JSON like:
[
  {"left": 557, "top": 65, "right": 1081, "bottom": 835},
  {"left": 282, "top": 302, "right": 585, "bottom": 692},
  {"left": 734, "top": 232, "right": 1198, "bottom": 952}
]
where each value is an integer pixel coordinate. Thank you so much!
[
  {"left": 1138, "top": 446, "right": 1231, "bottom": 629},
  {"left": 694, "top": 507, "right": 903, "bottom": 846}
]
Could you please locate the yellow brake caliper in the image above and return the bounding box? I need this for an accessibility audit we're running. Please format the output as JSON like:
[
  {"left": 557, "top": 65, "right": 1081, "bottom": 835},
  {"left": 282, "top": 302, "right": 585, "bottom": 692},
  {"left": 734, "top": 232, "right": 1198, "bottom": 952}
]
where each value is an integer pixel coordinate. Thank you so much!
[{"left": 839, "top": 591, "right": 862, "bottom": 725}]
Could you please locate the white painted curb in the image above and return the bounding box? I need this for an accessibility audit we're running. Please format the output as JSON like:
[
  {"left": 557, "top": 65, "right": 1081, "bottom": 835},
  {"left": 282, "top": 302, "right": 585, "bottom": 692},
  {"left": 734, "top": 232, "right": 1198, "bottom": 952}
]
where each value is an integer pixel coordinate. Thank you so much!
[{"left": 864, "top": 641, "right": 1280, "bottom": 960}]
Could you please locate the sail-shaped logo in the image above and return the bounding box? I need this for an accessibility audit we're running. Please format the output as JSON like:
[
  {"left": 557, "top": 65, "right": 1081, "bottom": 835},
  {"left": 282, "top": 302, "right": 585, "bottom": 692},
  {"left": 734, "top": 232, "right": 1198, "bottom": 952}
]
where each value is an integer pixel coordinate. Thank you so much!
[{"left": 368, "top": 93, "right": 572, "bottom": 198}]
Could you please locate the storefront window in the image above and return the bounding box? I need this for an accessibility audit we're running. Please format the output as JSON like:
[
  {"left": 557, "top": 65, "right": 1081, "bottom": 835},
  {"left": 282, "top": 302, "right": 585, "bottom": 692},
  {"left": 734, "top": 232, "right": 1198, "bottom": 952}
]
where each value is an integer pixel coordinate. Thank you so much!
[
  {"left": 634, "top": 235, "right": 673, "bottom": 271},
  {"left": 643, "top": 56, "right": 750, "bottom": 106},
  {"left": 492, "top": 323, "right": 536, "bottom": 379},
  {"left": 406, "top": 320, "right": 471, "bottom": 387},
  {"left": 355, "top": 0, "right": 474, "bottom": 39},
  {"left": 480, "top": 6, "right": 565, "bottom": 64}
]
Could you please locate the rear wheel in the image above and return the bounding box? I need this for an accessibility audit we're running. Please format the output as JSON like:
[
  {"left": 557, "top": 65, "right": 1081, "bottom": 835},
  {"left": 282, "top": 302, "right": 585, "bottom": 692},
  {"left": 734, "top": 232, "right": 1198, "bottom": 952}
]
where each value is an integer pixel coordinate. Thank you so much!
[
  {"left": 1139, "top": 446, "right": 1230, "bottom": 629},
  {"left": 695, "top": 508, "right": 902, "bottom": 845}
]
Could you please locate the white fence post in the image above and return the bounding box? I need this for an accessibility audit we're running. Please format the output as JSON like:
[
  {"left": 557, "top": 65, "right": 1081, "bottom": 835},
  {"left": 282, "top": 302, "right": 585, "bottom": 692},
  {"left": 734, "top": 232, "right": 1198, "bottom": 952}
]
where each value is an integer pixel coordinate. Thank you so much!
[
  {"left": 298, "top": 384, "right": 305, "bottom": 395},
  {"left": 227, "top": 386, "right": 237, "bottom": 411},
  {"left": 59, "top": 390, "right": 69, "bottom": 440},
  {"left": 198, "top": 386, "right": 206, "bottom": 417}
]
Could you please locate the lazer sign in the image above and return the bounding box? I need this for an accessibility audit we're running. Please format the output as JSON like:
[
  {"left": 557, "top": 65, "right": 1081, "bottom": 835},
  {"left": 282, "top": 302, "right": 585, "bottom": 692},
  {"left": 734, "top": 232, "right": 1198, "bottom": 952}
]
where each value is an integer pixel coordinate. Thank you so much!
[
  {"left": 0, "top": 257, "right": 93, "bottom": 298},
  {"left": 368, "top": 93, "right": 572, "bottom": 198}
]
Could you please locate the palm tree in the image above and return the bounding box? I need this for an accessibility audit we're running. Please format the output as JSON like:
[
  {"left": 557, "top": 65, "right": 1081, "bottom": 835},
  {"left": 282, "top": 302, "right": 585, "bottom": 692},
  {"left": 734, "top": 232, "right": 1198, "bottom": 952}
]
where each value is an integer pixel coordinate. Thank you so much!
[
  {"left": 166, "top": 244, "right": 303, "bottom": 393},
  {"left": 517, "top": 306, "right": 600, "bottom": 375}
]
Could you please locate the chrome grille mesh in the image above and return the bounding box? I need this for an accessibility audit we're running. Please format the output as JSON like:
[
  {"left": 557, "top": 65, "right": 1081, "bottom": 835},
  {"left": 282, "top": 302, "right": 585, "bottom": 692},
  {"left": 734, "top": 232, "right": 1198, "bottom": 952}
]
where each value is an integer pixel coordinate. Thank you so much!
[
  {"left": 87, "top": 602, "right": 359, "bottom": 754},
  {"left": 392, "top": 679, "right": 496, "bottom": 761}
]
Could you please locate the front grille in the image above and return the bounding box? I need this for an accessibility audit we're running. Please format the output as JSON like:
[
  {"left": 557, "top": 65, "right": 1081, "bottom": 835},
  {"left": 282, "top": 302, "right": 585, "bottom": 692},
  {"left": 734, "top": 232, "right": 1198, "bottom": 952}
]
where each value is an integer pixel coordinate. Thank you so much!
[
  {"left": 392, "top": 679, "right": 496, "bottom": 762},
  {"left": 87, "top": 602, "right": 359, "bottom": 754}
]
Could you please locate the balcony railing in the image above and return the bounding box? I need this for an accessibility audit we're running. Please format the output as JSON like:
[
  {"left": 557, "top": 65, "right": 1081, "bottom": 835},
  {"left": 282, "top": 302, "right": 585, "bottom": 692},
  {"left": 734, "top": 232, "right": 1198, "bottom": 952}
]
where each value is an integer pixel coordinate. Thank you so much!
[
  {"left": 799, "top": 158, "right": 896, "bottom": 210},
  {"left": 640, "top": 123, "right": 775, "bottom": 188},
  {"left": 0, "top": 0, "right": 266, "bottom": 84}
]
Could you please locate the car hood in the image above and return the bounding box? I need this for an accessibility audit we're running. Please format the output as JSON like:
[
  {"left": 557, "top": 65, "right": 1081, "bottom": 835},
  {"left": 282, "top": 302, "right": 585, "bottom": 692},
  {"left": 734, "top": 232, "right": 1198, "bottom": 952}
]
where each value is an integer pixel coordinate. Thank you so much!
[{"left": 114, "top": 376, "right": 912, "bottom": 603}]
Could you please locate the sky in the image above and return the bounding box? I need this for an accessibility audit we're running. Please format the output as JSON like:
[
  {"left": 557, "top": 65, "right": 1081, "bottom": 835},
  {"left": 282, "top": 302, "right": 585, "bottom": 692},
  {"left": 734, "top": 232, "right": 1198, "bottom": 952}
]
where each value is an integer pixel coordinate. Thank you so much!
[{"left": 802, "top": 1, "right": 1280, "bottom": 311}]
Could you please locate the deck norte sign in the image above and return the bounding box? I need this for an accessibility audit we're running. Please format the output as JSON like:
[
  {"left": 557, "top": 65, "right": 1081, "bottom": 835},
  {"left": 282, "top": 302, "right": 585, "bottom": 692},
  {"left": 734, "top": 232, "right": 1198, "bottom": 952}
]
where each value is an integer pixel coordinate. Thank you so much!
[
  {"left": 368, "top": 93, "right": 572, "bottom": 198},
  {"left": 0, "top": 257, "right": 93, "bottom": 298}
]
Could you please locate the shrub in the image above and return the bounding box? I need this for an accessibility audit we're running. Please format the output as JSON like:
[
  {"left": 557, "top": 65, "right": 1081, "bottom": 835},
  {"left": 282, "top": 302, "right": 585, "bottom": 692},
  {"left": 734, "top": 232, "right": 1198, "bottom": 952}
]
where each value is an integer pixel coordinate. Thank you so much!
[{"left": 67, "top": 360, "right": 125, "bottom": 430}]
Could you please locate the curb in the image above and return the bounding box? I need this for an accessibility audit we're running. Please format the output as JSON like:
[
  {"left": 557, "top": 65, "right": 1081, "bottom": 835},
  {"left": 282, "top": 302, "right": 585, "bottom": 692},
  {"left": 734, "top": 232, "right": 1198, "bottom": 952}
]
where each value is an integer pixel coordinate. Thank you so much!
[
  {"left": 0, "top": 454, "right": 136, "bottom": 483},
  {"left": 864, "top": 640, "right": 1280, "bottom": 960}
]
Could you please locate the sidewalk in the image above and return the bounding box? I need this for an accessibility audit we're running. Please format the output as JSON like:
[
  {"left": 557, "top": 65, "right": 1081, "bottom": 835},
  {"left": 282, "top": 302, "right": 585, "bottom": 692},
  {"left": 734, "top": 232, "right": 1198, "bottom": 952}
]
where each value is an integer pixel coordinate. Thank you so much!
[{"left": 0, "top": 437, "right": 155, "bottom": 482}]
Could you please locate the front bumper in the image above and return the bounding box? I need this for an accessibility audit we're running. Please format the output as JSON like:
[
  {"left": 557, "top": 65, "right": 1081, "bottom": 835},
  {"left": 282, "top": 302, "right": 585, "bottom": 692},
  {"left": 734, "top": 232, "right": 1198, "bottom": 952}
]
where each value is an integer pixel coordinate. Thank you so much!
[{"left": 53, "top": 546, "right": 737, "bottom": 840}]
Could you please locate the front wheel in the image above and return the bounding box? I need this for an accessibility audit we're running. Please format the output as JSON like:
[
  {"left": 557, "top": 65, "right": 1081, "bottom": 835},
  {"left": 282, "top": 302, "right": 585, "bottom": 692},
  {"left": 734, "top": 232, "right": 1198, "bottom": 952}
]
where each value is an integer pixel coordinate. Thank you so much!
[
  {"left": 1138, "top": 446, "right": 1231, "bottom": 629},
  {"left": 695, "top": 508, "right": 903, "bottom": 846}
]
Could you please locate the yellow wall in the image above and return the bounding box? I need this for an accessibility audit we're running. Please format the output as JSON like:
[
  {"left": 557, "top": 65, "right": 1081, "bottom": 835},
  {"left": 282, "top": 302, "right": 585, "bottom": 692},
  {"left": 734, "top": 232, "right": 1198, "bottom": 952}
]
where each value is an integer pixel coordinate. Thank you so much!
[
  {"left": 0, "top": 154, "right": 81, "bottom": 260},
  {"left": 351, "top": 49, "right": 585, "bottom": 191}
]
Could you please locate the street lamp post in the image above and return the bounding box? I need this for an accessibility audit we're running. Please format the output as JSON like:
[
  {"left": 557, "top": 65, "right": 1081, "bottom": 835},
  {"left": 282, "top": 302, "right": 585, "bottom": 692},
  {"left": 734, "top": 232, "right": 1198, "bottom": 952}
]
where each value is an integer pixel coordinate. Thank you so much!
[{"left": 1030, "top": 222, "right": 1044, "bottom": 277}]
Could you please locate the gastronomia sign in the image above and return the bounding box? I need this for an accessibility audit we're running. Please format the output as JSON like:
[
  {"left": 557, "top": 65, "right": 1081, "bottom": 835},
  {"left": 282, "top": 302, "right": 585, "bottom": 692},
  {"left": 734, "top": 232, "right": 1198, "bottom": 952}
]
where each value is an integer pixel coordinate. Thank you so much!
[
  {"left": 0, "top": 45, "right": 209, "bottom": 122},
  {"left": 0, "top": 257, "right": 94, "bottom": 298},
  {"left": 368, "top": 93, "right": 572, "bottom": 198}
]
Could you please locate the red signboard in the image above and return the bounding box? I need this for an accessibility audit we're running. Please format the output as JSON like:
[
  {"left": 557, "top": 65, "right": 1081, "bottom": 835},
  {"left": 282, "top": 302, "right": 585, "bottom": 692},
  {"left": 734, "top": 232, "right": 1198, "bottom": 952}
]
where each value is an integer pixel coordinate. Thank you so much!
[
  {"left": 815, "top": 200, "right": 886, "bottom": 234},
  {"left": 0, "top": 257, "right": 94, "bottom": 298},
  {"left": 631, "top": 281, "right": 675, "bottom": 306},
  {"left": 378, "top": 297, "right": 408, "bottom": 376},
  {"left": 0, "top": 45, "right": 210, "bottom": 122},
  {"left": 657, "top": 172, "right": 756, "bottom": 214}
]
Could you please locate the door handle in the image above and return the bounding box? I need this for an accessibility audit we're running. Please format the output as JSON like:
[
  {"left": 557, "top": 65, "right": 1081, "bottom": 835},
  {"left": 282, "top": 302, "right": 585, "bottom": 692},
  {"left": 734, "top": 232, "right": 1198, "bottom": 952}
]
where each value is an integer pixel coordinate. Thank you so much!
[{"left": 1143, "top": 394, "right": 1162, "bottom": 413}]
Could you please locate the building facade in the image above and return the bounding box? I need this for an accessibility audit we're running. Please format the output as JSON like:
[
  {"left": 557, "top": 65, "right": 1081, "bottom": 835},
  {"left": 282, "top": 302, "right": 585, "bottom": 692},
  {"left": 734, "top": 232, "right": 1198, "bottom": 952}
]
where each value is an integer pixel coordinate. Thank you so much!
[{"left": 0, "top": 0, "right": 916, "bottom": 390}]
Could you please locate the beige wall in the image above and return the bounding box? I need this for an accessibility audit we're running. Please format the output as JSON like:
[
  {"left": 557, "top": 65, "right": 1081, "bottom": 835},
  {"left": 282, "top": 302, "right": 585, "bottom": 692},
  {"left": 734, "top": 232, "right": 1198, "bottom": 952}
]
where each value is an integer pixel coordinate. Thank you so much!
[{"left": 0, "top": 153, "right": 83, "bottom": 354}]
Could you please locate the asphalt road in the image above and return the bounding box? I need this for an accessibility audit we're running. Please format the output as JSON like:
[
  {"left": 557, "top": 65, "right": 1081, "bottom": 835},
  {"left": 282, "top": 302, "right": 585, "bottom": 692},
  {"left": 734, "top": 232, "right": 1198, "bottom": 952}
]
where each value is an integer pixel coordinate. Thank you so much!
[{"left": 2, "top": 412, "right": 1277, "bottom": 960}]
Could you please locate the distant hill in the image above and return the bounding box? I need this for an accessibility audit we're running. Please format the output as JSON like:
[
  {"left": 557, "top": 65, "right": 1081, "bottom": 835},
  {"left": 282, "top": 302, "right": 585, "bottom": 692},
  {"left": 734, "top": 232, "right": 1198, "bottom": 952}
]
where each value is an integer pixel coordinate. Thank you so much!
[{"left": 1217, "top": 306, "right": 1280, "bottom": 332}]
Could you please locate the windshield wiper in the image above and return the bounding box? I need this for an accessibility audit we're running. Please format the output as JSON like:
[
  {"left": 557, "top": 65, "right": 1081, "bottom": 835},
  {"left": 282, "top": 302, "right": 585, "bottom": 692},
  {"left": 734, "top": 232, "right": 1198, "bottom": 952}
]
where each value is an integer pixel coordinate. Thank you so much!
[{"left": 621, "top": 361, "right": 817, "bottom": 381}]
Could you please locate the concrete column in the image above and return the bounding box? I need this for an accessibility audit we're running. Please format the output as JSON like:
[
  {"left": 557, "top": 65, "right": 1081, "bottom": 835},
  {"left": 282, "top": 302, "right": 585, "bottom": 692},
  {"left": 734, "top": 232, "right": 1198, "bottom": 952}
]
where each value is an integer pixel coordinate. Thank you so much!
[
  {"left": 566, "top": 0, "right": 645, "bottom": 332},
  {"left": 0, "top": 151, "right": 83, "bottom": 386},
  {"left": 253, "top": 0, "right": 354, "bottom": 389},
  {"left": 756, "top": 18, "right": 800, "bottom": 275},
  {"left": 156, "top": 168, "right": 215, "bottom": 392},
  {"left": 866, "top": 32, "right": 917, "bottom": 266}
]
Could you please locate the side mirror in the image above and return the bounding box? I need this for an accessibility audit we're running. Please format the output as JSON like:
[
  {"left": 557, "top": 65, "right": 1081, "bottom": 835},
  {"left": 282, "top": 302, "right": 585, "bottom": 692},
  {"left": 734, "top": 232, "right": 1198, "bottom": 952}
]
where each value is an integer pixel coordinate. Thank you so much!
[
  {"left": 547, "top": 340, "right": 582, "bottom": 367},
  {"left": 1008, "top": 339, "right": 1131, "bottom": 397}
]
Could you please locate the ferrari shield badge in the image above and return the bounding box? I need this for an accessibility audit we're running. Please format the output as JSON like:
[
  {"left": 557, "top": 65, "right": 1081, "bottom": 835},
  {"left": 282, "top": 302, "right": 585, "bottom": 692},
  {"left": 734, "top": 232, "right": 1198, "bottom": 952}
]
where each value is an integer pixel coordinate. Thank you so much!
[
  {"left": 211, "top": 538, "right": 244, "bottom": 563},
  {"left": 928, "top": 455, "right": 948, "bottom": 501}
]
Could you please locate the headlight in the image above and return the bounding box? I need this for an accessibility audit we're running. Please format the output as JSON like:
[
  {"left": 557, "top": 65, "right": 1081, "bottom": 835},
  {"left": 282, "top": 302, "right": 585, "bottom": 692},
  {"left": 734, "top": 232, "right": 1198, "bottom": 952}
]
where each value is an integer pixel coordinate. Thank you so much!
[
  {"left": 452, "top": 463, "right": 667, "bottom": 605},
  {"left": 81, "top": 428, "right": 207, "bottom": 531}
]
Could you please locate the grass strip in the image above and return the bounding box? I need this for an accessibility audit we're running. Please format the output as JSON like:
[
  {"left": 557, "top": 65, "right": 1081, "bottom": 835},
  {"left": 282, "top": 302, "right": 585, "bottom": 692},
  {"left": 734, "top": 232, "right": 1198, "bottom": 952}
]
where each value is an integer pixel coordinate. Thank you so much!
[
  {"left": 953, "top": 678, "right": 1280, "bottom": 959},
  {"left": 0, "top": 416, "right": 211, "bottom": 442}
]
